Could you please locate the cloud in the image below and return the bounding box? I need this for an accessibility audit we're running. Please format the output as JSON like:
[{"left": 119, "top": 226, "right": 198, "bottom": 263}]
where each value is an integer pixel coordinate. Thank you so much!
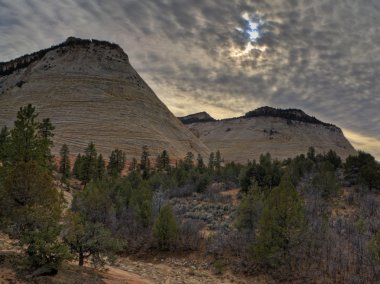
[
  {"left": 344, "top": 129, "right": 380, "bottom": 160},
  {"left": 0, "top": 0, "right": 379, "bottom": 158}
]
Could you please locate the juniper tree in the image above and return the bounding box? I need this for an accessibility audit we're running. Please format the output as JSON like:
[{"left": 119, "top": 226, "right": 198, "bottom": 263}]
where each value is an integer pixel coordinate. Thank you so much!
[{"left": 63, "top": 212, "right": 123, "bottom": 266}]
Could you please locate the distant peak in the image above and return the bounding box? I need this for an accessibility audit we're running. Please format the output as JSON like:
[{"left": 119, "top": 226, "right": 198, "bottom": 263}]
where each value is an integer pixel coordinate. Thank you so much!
[
  {"left": 178, "top": 112, "right": 216, "bottom": 124},
  {"left": 244, "top": 106, "right": 336, "bottom": 128}
]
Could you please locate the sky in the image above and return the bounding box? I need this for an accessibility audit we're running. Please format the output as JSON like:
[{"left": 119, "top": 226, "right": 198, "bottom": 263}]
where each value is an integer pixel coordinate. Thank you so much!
[{"left": 1, "top": 0, "right": 379, "bottom": 159}]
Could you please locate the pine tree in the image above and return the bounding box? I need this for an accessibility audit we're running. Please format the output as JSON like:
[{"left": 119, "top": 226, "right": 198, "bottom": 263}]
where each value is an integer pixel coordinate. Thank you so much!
[
  {"left": 0, "top": 105, "right": 68, "bottom": 272},
  {"left": 254, "top": 173, "right": 305, "bottom": 267},
  {"left": 72, "top": 154, "right": 83, "bottom": 179},
  {"left": 208, "top": 152, "right": 215, "bottom": 171},
  {"left": 6, "top": 104, "right": 42, "bottom": 164},
  {"left": 0, "top": 125, "right": 9, "bottom": 160},
  {"left": 108, "top": 149, "right": 126, "bottom": 177},
  {"left": 96, "top": 154, "right": 106, "bottom": 180},
  {"left": 215, "top": 150, "right": 222, "bottom": 174},
  {"left": 140, "top": 145, "right": 150, "bottom": 179},
  {"left": 130, "top": 182, "right": 153, "bottom": 227},
  {"left": 307, "top": 146, "right": 316, "bottom": 161},
  {"left": 59, "top": 144, "right": 71, "bottom": 181},
  {"left": 196, "top": 154, "right": 205, "bottom": 171},
  {"left": 236, "top": 183, "right": 263, "bottom": 232},
  {"left": 81, "top": 142, "right": 98, "bottom": 183},
  {"left": 184, "top": 151, "right": 194, "bottom": 171},
  {"left": 129, "top": 157, "right": 138, "bottom": 172},
  {"left": 38, "top": 117, "right": 55, "bottom": 168},
  {"left": 156, "top": 150, "right": 170, "bottom": 172},
  {"left": 369, "top": 230, "right": 380, "bottom": 263}
]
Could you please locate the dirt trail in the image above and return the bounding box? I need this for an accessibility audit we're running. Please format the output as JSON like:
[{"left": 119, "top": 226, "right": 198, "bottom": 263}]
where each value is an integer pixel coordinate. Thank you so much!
[{"left": 100, "top": 266, "right": 153, "bottom": 284}]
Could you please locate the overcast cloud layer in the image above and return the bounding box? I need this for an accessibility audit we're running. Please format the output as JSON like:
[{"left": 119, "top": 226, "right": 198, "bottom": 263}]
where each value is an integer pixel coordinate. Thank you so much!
[{"left": 1, "top": 0, "right": 379, "bottom": 158}]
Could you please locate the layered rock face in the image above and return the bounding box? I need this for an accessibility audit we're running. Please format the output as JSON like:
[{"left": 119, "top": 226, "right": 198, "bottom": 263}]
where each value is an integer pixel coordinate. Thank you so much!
[
  {"left": 180, "top": 107, "right": 357, "bottom": 163},
  {"left": 0, "top": 37, "right": 209, "bottom": 159}
]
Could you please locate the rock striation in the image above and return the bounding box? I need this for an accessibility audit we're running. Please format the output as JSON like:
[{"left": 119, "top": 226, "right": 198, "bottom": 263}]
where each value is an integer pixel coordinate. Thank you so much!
[
  {"left": 181, "top": 107, "right": 357, "bottom": 163},
  {"left": 0, "top": 37, "right": 209, "bottom": 160}
]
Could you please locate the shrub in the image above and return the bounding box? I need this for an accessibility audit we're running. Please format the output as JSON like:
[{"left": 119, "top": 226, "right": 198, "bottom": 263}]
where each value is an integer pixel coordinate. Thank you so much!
[{"left": 153, "top": 203, "right": 178, "bottom": 250}]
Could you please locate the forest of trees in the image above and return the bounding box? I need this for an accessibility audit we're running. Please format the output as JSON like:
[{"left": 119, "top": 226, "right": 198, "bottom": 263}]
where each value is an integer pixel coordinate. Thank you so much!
[{"left": 0, "top": 105, "right": 379, "bottom": 282}]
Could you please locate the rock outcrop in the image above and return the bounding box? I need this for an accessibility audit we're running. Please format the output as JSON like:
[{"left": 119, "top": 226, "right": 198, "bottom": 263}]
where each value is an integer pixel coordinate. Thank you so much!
[
  {"left": 0, "top": 37, "right": 209, "bottom": 160},
  {"left": 182, "top": 107, "right": 356, "bottom": 163},
  {"left": 178, "top": 112, "right": 216, "bottom": 124}
]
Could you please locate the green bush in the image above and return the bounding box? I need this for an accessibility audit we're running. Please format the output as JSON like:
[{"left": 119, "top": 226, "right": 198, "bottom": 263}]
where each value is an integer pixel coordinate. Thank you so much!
[{"left": 153, "top": 203, "right": 178, "bottom": 250}]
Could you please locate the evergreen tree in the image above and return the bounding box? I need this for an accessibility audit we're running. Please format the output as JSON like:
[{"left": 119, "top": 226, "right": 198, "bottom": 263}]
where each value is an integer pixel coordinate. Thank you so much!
[
  {"left": 59, "top": 144, "right": 71, "bottom": 181},
  {"left": 6, "top": 104, "right": 44, "bottom": 164},
  {"left": 312, "top": 168, "right": 339, "bottom": 199},
  {"left": 0, "top": 105, "right": 68, "bottom": 272},
  {"left": 153, "top": 203, "right": 178, "bottom": 250},
  {"left": 108, "top": 149, "right": 126, "bottom": 177},
  {"left": 129, "top": 182, "right": 153, "bottom": 227},
  {"left": 96, "top": 154, "right": 106, "bottom": 180},
  {"left": 345, "top": 151, "right": 380, "bottom": 190},
  {"left": 140, "top": 145, "right": 150, "bottom": 179},
  {"left": 0, "top": 125, "right": 9, "bottom": 160},
  {"left": 155, "top": 154, "right": 162, "bottom": 172},
  {"left": 156, "top": 150, "right": 170, "bottom": 172},
  {"left": 129, "top": 157, "right": 138, "bottom": 172},
  {"left": 208, "top": 152, "right": 215, "bottom": 171},
  {"left": 196, "top": 154, "right": 205, "bottom": 171},
  {"left": 307, "top": 146, "right": 316, "bottom": 161},
  {"left": 184, "top": 151, "right": 194, "bottom": 171},
  {"left": 38, "top": 117, "right": 55, "bottom": 168},
  {"left": 254, "top": 173, "right": 305, "bottom": 267},
  {"left": 63, "top": 212, "right": 123, "bottom": 266},
  {"left": 236, "top": 183, "right": 263, "bottom": 232},
  {"left": 81, "top": 142, "right": 98, "bottom": 183},
  {"left": 38, "top": 118, "right": 55, "bottom": 141},
  {"left": 215, "top": 150, "right": 222, "bottom": 174},
  {"left": 369, "top": 230, "right": 380, "bottom": 263},
  {"left": 72, "top": 154, "right": 83, "bottom": 179},
  {"left": 325, "top": 150, "right": 342, "bottom": 170}
]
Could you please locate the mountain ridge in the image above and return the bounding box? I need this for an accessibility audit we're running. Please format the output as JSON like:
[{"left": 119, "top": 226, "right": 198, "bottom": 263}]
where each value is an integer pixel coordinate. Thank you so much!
[
  {"left": 179, "top": 106, "right": 338, "bottom": 129},
  {"left": 180, "top": 107, "right": 356, "bottom": 162},
  {"left": 0, "top": 37, "right": 209, "bottom": 160}
]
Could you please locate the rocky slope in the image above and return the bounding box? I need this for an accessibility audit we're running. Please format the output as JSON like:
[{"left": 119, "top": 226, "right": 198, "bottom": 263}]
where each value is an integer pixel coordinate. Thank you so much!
[
  {"left": 180, "top": 107, "right": 356, "bottom": 163},
  {"left": 0, "top": 37, "right": 209, "bottom": 160}
]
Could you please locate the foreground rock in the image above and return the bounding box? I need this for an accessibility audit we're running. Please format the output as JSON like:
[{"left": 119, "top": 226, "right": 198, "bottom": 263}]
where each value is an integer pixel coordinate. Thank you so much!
[
  {"left": 180, "top": 107, "right": 356, "bottom": 163},
  {"left": 0, "top": 37, "right": 209, "bottom": 160}
]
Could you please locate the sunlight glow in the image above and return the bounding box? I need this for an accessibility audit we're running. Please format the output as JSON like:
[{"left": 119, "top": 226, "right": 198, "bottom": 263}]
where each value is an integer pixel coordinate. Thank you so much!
[{"left": 231, "top": 11, "right": 266, "bottom": 58}]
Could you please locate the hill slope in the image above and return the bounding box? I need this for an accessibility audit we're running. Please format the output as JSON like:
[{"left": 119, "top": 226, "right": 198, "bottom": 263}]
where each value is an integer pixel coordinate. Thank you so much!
[
  {"left": 181, "top": 107, "right": 356, "bottom": 163},
  {"left": 0, "top": 37, "right": 209, "bottom": 159}
]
